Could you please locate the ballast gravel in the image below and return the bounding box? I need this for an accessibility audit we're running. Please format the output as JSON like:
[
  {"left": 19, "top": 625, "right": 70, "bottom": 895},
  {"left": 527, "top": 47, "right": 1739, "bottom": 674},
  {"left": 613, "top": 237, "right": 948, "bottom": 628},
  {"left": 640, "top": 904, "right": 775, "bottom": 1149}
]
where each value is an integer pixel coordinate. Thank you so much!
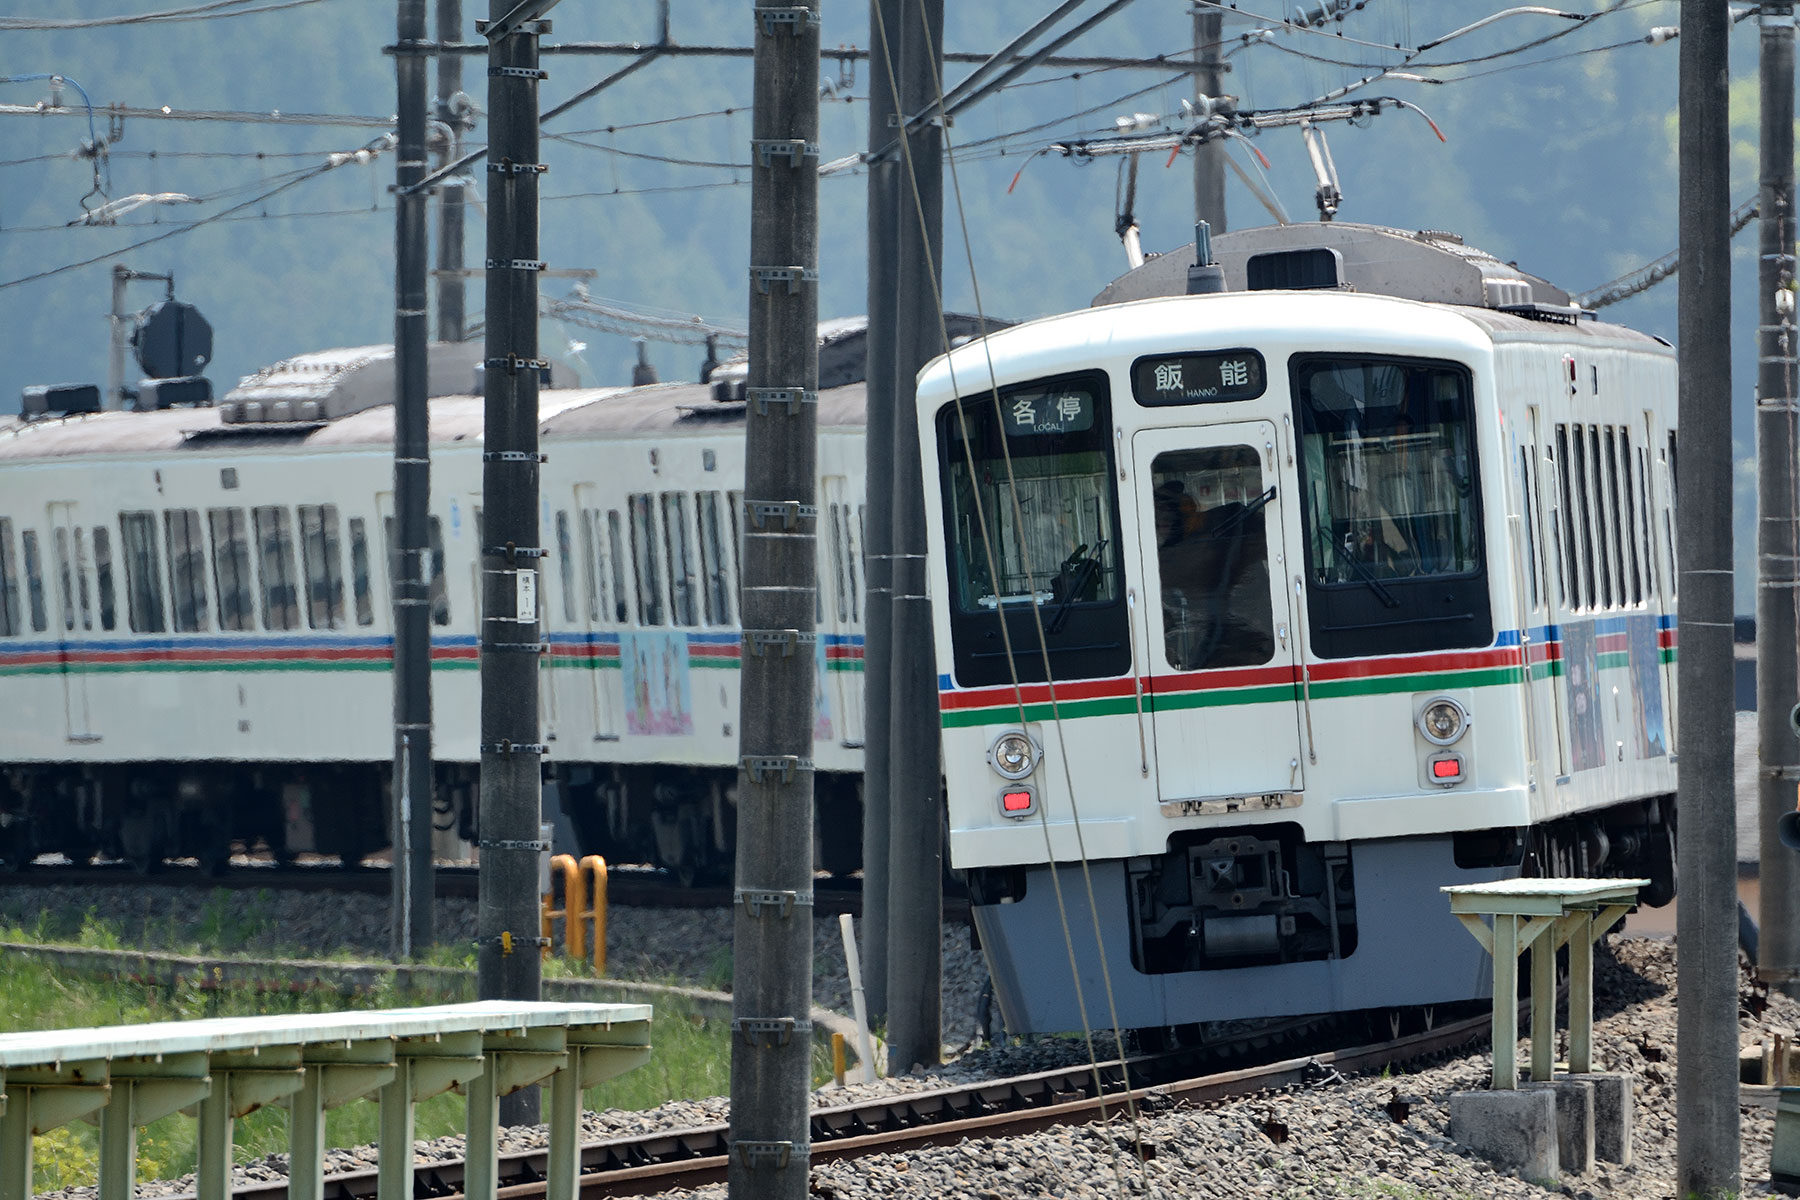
[{"left": 6, "top": 879, "right": 1797, "bottom": 1200}]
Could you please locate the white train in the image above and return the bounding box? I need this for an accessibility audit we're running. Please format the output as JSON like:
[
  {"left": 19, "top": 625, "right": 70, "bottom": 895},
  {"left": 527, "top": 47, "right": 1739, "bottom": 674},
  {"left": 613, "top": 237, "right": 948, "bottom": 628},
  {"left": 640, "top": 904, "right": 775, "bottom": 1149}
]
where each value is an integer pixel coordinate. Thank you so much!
[
  {"left": 0, "top": 323, "right": 932, "bottom": 878},
  {"left": 919, "top": 223, "right": 1679, "bottom": 1036}
]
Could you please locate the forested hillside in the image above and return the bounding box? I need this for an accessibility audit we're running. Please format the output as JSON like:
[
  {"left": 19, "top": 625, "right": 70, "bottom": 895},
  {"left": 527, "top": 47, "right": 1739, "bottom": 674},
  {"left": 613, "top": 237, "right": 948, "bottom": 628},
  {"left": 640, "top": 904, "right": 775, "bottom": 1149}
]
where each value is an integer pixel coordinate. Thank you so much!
[{"left": 0, "top": 0, "right": 1776, "bottom": 604}]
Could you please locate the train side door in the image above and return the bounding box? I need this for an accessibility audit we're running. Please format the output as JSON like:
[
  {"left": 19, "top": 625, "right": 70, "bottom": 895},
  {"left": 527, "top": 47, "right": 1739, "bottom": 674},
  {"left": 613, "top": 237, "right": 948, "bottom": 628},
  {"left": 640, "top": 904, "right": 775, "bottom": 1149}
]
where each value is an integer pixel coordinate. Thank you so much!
[
  {"left": 1132, "top": 423, "right": 1305, "bottom": 802},
  {"left": 47, "top": 501, "right": 99, "bottom": 743}
]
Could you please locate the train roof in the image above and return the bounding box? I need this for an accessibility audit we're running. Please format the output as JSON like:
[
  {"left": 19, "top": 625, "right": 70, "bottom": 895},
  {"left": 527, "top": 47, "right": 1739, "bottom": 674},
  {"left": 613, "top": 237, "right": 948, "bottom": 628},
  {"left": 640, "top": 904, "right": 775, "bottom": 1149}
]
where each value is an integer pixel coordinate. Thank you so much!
[{"left": 0, "top": 379, "right": 868, "bottom": 463}]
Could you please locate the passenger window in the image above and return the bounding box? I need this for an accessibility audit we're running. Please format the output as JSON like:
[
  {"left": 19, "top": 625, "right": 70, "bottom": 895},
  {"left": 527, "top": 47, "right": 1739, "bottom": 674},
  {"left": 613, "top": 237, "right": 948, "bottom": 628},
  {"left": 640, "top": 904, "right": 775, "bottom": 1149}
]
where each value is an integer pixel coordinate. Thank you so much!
[
  {"left": 1617, "top": 430, "right": 1642, "bottom": 605},
  {"left": 22, "top": 531, "right": 48, "bottom": 632},
  {"left": 628, "top": 494, "right": 664, "bottom": 625},
  {"left": 827, "top": 504, "right": 850, "bottom": 623},
  {"left": 93, "top": 526, "right": 116, "bottom": 631},
  {"left": 165, "top": 509, "right": 210, "bottom": 633},
  {"left": 209, "top": 508, "right": 255, "bottom": 631},
  {"left": 1588, "top": 426, "right": 1614, "bottom": 608},
  {"left": 1554, "top": 428, "right": 1581, "bottom": 609},
  {"left": 556, "top": 510, "right": 578, "bottom": 622},
  {"left": 252, "top": 506, "right": 300, "bottom": 631},
  {"left": 349, "top": 516, "right": 375, "bottom": 626},
  {"left": 1152, "top": 445, "right": 1275, "bottom": 670},
  {"left": 0, "top": 518, "right": 19, "bottom": 636},
  {"left": 298, "top": 504, "right": 345, "bottom": 630},
  {"left": 580, "top": 509, "right": 603, "bottom": 623},
  {"left": 54, "top": 527, "right": 75, "bottom": 632},
  {"left": 1518, "top": 447, "right": 1540, "bottom": 611},
  {"left": 697, "top": 491, "right": 733, "bottom": 626},
  {"left": 427, "top": 516, "right": 450, "bottom": 626},
  {"left": 119, "top": 512, "right": 167, "bottom": 633},
  {"left": 728, "top": 492, "right": 745, "bottom": 592},
  {"left": 74, "top": 529, "right": 93, "bottom": 631},
  {"left": 1637, "top": 444, "right": 1658, "bottom": 597},
  {"left": 662, "top": 492, "right": 698, "bottom": 626},
  {"left": 606, "top": 511, "right": 629, "bottom": 623}
]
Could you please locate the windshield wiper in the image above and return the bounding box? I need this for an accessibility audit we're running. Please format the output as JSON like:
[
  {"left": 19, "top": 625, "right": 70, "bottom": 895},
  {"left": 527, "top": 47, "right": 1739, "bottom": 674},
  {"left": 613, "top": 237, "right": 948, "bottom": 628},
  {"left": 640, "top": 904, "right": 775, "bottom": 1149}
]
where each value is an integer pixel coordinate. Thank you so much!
[
  {"left": 1319, "top": 527, "right": 1401, "bottom": 608},
  {"left": 1046, "top": 537, "right": 1108, "bottom": 635}
]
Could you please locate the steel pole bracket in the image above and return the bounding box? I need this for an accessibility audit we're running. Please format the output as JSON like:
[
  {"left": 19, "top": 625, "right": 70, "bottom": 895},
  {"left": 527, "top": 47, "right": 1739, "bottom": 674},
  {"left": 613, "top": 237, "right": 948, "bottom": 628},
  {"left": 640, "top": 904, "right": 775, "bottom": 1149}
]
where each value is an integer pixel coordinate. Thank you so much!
[
  {"left": 752, "top": 139, "right": 821, "bottom": 169},
  {"left": 747, "top": 500, "right": 817, "bottom": 529},
  {"left": 746, "top": 387, "right": 817, "bottom": 415},
  {"left": 754, "top": 6, "right": 821, "bottom": 36},
  {"left": 731, "top": 1016, "right": 811, "bottom": 1047},
  {"left": 481, "top": 740, "right": 549, "bottom": 756},
  {"left": 751, "top": 266, "right": 818, "bottom": 294},
  {"left": 733, "top": 1141, "right": 804, "bottom": 1169},
  {"left": 742, "top": 628, "right": 817, "bottom": 656},
  {"left": 742, "top": 755, "right": 814, "bottom": 783},
  {"left": 735, "top": 889, "right": 813, "bottom": 918}
]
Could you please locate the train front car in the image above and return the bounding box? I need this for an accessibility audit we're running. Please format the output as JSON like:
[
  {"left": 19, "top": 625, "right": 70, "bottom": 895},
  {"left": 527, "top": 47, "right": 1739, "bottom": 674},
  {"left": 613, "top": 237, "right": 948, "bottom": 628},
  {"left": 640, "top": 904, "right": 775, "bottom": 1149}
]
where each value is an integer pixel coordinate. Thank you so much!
[{"left": 920, "top": 224, "right": 1679, "bottom": 1038}]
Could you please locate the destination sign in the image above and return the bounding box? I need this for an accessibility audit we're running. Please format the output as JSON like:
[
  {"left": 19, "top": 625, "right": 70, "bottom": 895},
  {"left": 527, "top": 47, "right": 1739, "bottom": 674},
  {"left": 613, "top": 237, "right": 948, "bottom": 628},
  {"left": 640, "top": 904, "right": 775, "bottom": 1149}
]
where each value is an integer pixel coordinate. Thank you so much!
[
  {"left": 1001, "top": 386, "right": 1097, "bottom": 436},
  {"left": 1132, "top": 350, "right": 1267, "bottom": 406}
]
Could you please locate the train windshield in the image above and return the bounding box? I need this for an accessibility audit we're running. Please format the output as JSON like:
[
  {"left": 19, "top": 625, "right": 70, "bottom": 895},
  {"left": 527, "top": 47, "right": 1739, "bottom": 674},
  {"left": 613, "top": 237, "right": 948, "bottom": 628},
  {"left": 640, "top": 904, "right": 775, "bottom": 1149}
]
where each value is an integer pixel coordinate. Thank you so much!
[
  {"left": 936, "top": 373, "right": 1131, "bottom": 686},
  {"left": 1292, "top": 355, "right": 1491, "bottom": 658}
]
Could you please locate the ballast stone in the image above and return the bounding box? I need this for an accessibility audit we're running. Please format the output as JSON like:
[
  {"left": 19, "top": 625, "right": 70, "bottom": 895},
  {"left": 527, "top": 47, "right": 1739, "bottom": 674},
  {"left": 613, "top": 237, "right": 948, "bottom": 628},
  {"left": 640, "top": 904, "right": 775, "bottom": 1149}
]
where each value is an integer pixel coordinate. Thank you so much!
[{"left": 1448, "top": 1086, "right": 1559, "bottom": 1182}]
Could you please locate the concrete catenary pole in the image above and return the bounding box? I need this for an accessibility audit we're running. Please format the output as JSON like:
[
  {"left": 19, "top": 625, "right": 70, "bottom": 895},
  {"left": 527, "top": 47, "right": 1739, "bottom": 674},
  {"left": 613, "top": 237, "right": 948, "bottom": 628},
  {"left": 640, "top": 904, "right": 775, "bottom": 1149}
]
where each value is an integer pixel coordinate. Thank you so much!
[
  {"left": 1191, "top": 6, "right": 1225, "bottom": 232},
  {"left": 392, "top": 0, "right": 437, "bottom": 959},
  {"left": 728, "top": 1, "right": 820, "bottom": 1196},
  {"left": 885, "top": 0, "right": 946, "bottom": 1075},
  {"left": 1757, "top": 0, "right": 1800, "bottom": 996},
  {"left": 436, "top": 0, "right": 468, "bottom": 343},
  {"left": 478, "top": 0, "right": 546, "bottom": 1127},
  {"left": 1676, "top": 0, "right": 1740, "bottom": 1194},
  {"left": 861, "top": 0, "right": 902, "bottom": 1024}
]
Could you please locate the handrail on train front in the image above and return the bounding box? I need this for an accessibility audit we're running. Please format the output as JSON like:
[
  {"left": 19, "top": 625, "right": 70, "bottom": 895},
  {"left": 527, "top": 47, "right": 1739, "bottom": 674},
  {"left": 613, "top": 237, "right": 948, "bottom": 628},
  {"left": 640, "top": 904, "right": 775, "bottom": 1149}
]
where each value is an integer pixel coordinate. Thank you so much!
[{"left": 0, "top": 998, "right": 652, "bottom": 1200}]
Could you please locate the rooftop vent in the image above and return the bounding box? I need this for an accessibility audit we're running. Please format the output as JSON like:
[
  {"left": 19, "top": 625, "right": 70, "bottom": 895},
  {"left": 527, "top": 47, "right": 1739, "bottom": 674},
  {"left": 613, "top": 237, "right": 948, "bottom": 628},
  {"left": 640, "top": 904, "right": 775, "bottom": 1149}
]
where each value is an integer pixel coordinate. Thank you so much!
[
  {"left": 20, "top": 383, "right": 102, "bottom": 419},
  {"left": 1246, "top": 246, "right": 1343, "bottom": 291}
]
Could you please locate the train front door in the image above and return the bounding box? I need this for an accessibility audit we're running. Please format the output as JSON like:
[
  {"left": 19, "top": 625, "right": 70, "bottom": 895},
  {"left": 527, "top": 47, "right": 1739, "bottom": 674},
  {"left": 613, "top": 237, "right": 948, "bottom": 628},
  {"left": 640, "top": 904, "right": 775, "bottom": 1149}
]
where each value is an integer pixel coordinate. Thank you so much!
[{"left": 1131, "top": 423, "right": 1306, "bottom": 803}]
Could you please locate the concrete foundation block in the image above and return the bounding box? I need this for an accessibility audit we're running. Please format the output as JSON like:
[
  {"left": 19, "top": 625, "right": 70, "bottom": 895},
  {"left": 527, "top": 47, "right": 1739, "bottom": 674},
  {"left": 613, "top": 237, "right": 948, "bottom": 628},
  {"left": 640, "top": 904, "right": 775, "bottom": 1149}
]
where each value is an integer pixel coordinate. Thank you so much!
[
  {"left": 1527, "top": 1078, "right": 1595, "bottom": 1175},
  {"left": 1567, "top": 1071, "right": 1634, "bottom": 1165},
  {"left": 1449, "top": 1087, "right": 1560, "bottom": 1182}
]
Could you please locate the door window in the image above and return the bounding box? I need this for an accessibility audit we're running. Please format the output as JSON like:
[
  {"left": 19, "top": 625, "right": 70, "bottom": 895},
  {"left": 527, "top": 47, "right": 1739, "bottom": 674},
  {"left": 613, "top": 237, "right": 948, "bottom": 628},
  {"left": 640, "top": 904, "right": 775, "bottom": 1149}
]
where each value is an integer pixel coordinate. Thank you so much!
[{"left": 1150, "top": 445, "right": 1275, "bottom": 670}]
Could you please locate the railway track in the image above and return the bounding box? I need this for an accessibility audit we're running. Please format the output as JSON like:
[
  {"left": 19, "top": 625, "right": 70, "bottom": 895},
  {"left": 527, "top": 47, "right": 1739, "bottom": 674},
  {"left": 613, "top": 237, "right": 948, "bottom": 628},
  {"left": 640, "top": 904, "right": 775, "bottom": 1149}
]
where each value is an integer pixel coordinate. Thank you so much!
[{"left": 156, "top": 1008, "right": 1490, "bottom": 1200}]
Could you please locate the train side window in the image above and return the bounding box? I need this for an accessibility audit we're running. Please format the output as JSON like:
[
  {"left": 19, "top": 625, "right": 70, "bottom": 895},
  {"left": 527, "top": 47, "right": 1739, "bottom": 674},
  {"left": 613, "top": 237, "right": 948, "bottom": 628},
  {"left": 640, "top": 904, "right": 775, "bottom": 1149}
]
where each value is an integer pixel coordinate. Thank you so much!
[
  {"left": 1665, "top": 431, "right": 1678, "bottom": 597},
  {"left": 93, "top": 527, "right": 116, "bottom": 631},
  {"left": 1617, "top": 429, "right": 1642, "bottom": 605},
  {"left": 727, "top": 492, "right": 746, "bottom": 592},
  {"left": 1637, "top": 443, "right": 1658, "bottom": 597},
  {"left": 628, "top": 494, "right": 664, "bottom": 625},
  {"left": 1517, "top": 447, "right": 1541, "bottom": 610},
  {"left": 21, "top": 530, "right": 48, "bottom": 632},
  {"left": 427, "top": 516, "right": 450, "bottom": 626},
  {"left": 827, "top": 503, "right": 849, "bottom": 623},
  {"left": 1557, "top": 426, "right": 1586, "bottom": 609},
  {"left": 661, "top": 492, "right": 698, "bottom": 626},
  {"left": 697, "top": 491, "right": 732, "bottom": 625},
  {"left": 555, "top": 510, "right": 578, "bottom": 623},
  {"left": 118, "top": 512, "right": 166, "bottom": 633},
  {"left": 164, "top": 509, "right": 210, "bottom": 633},
  {"left": 348, "top": 517, "right": 375, "bottom": 627},
  {"left": 857, "top": 505, "right": 867, "bottom": 621},
  {"left": 298, "top": 504, "right": 345, "bottom": 630},
  {"left": 253, "top": 506, "right": 300, "bottom": 631},
  {"left": 578, "top": 510, "right": 603, "bottom": 623},
  {"left": 209, "top": 508, "right": 255, "bottom": 631},
  {"left": 1589, "top": 426, "right": 1616, "bottom": 608},
  {"left": 0, "top": 518, "right": 19, "bottom": 636},
  {"left": 74, "top": 529, "right": 93, "bottom": 631},
  {"left": 1547, "top": 437, "right": 1569, "bottom": 607},
  {"left": 53, "top": 527, "right": 76, "bottom": 632},
  {"left": 606, "top": 511, "right": 630, "bottom": 623}
]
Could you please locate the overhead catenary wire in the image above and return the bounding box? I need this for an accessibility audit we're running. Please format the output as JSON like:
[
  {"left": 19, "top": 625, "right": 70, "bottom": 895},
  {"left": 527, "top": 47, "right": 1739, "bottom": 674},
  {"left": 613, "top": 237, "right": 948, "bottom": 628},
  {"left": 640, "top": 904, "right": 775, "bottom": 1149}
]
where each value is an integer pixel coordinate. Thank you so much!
[
  {"left": 1574, "top": 194, "right": 1760, "bottom": 308},
  {"left": 0, "top": 0, "right": 340, "bottom": 29}
]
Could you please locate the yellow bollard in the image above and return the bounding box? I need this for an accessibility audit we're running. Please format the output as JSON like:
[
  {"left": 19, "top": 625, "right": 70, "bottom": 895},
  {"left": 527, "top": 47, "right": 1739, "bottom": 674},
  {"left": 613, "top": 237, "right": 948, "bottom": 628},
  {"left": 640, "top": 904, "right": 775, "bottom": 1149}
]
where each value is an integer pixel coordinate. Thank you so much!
[
  {"left": 541, "top": 853, "right": 607, "bottom": 973},
  {"left": 582, "top": 854, "right": 607, "bottom": 976},
  {"left": 831, "top": 1032, "right": 847, "bottom": 1087}
]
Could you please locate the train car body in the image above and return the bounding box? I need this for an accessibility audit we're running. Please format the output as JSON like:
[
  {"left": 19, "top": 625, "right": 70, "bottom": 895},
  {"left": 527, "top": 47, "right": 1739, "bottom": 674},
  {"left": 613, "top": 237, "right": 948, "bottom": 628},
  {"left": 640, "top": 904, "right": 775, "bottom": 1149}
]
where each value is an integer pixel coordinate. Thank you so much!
[
  {"left": 0, "top": 338, "right": 886, "bottom": 878},
  {"left": 918, "top": 224, "right": 1679, "bottom": 1036}
]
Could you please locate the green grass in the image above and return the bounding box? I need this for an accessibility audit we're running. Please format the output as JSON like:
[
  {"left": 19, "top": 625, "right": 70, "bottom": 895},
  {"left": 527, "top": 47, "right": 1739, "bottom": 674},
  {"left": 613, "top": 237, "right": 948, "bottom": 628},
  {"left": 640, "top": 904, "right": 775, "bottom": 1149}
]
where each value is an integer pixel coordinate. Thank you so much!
[{"left": 0, "top": 907, "right": 834, "bottom": 1192}]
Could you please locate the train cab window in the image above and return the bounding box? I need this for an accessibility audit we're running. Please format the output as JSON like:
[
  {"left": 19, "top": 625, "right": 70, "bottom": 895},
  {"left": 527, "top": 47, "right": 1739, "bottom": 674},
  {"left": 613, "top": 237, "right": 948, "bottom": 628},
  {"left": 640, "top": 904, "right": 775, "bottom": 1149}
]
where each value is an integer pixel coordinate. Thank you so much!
[
  {"left": 555, "top": 510, "right": 578, "bottom": 623},
  {"left": 661, "top": 492, "right": 699, "bottom": 626},
  {"left": 0, "top": 518, "right": 20, "bottom": 636},
  {"left": 164, "top": 509, "right": 210, "bottom": 633},
  {"left": 348, "top": 517, "right": 375, "bottom": 627},
  {"left": 253, "top": 506, "right": 300, "bottom": 631},
  {"left": 936, "top": 372, "right": 1129, "bottom": 686},
  {"left": 298, "top": 504, "right": 345, "bottom": 630},
  {"left": 628, "top": 494, "right": 664, "bottom": 626},
  {"left": 209, "top": 508, "right": 255, "bottom": 631},
  {"left": 606, "top": 511, "right": 629, "bottom": 623},
  {"left": 1291, "top": 356, "right": 1490, "bottom": 658},
  {"left": 118, "top": 512, "right": 167, "bottom": 634},
  {"left": 1152, "top": 446, "right": 1275, "bottom": 669},
  {"left": 697, "top": 491, "right": 732, "bottom": 626},
  {"left": 93, "top": 527, "right": 116, "bottom": 631}
]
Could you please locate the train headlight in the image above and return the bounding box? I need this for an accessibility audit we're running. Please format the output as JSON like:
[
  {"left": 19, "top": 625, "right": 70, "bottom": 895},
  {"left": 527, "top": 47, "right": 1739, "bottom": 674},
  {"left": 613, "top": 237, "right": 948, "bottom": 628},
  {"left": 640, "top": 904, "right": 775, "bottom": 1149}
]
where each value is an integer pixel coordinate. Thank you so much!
[
  {"left": 1417, "top": 697, "right": 1469, "bottom": 746},
  {"left": 988, "top": 731, "right": 1039, "bottom": 780}
]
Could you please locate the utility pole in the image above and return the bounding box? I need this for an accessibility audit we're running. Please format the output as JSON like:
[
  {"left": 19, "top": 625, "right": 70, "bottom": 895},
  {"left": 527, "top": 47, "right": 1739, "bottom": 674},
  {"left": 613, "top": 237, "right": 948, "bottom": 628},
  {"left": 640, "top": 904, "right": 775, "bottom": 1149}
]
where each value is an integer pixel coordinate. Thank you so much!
[
  {"left": 1758, "top": 0, "right": 1800, "bottom": 998},
  {"left": 860, "top": 0, "right": 901, "bottom": 1025},
  {"left": 729, "top": 0, "right": 820, "bottom": 1194},
  {"left": 886, "top": 0, "right": 947, "bottom": 1075},
  {"left": 1676, "top": 0, "right": 1740, "bottom": 1194},
  {"left": 392, "top": 0, "right": 436, "bottom": 960},
  {"left": 1191, "top": 5, "right": 1225, "bottom": 231},
  {"left": 436, "top": 0, "right": 468, "bottom": 342},
  {"left": 478, "top": 0, "right": 547, "bottom": 1127}
]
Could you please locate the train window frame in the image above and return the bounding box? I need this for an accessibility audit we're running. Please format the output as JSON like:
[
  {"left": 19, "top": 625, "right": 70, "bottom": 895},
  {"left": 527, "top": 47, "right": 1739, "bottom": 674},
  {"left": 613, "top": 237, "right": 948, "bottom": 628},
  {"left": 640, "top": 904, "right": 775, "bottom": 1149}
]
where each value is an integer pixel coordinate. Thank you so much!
[
  {"left": 348, "top": 516, "right": 375, "bottom": 627},
  {"left": 1517, "top": 446, "right": 1541, "bottom": 611},
  {"left": 555, "top": 509, "right": 578, "bottom": 623},
  {"left": 628, "top": 494, "right": 664, "bottom": 626},
  {"left": 209, "top": 508, "right": 255, "bottom": 632},
  {"left": 0, "top": 518, "right": 20, "bottom": 636},
  {"left": 606, "top": 510, "right": 630, "bottom": 624},
  {"left": 164, "top": 508, "right": 211, "bottom": 633},
  {"left": 934, "top": 369, "right": 1131, "bottom": 688},
  {"left": 1637, "top": 440, "right": 1659, "bottom": 598},
  {"left": 1616, "top": 428, "right": 1642, "bottom": 605},
  {"left": 727, "top": 492, "right": 745, "bottom": 594},
  {"left": 118, "top": 511, "right": 167, "bottom": 634},
  {"left": 74, "top": 528, "right": 93, "bottom": 631},
  {"left": 697, "top": 491, "right": 732, "bottom": 626},
  {"left": 661, "top": 492, "right": 699, "bottom": 627},
  {"left": 21, "top": 530, "right": 48, "bottom": 633},
  {"left": 1586, "top": 425, "right": 1615, "bottom": 609},
  {"left": 253, "top": 506, "right": 301, "bottom": 632},
  {"left": 53, "top": 526, "right": 76, "bottom": 633},
  {"left": 298, "top": 504, "right": 346, "bottom": 630},
  {"left": 93, "top": 526, "right": 116, "bottom": 631},
  {"left": 578, "top": 509, "right": 603, "bottom": 624},
  {"left": 1289, "top": 353, "right": 1492, "bottom": 659},
  {"left": 828, "top": 503, "right": 850, "bottom": 623}
]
